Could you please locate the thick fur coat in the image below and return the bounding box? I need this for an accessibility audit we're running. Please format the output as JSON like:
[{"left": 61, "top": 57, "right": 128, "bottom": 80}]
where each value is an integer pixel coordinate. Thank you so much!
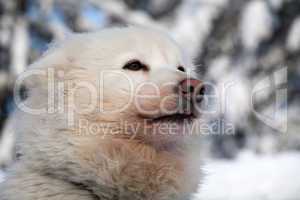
[{"left": 0, "top": 27, "right": 203, "bottom": 200}]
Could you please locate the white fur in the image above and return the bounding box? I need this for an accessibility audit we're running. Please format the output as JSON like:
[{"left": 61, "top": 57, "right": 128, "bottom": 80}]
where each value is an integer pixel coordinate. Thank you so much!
[{"left": 0, "top": 27, "right": 202, "bottom": 200}]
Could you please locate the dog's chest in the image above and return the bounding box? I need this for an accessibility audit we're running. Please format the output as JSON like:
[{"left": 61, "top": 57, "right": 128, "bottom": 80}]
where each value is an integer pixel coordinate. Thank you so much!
[{"left": 99, "top": 150, "right": 194, "bottom": 200}]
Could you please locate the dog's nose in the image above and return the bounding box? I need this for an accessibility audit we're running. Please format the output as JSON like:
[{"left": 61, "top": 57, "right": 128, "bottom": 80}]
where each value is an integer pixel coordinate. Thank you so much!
[{"left": 179, "top": 78, "right": 205, "bottom": 101}]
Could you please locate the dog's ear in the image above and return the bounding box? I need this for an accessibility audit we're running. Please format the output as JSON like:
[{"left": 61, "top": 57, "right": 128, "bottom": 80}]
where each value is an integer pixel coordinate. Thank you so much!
[
  {"left": 20, "top": 33, "right": 78, "bottom": 92},
  {"left": 14, "top": 62, "right": 67, "bottom": 103}
]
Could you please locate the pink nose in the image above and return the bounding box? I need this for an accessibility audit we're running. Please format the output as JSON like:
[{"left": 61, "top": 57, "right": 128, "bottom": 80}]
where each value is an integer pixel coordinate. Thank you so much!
[{"left": 179, "top": 78, "right": 205, "bottom": 100}]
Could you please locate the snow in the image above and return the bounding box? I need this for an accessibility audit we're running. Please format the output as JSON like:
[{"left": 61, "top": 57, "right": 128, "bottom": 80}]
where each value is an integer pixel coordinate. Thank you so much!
[
  {"left": 269, "top": 0, "right": 284, "bottom": 10},
  {"left": 10, "top": 18, "right": 29, "bottom": 76},
  {"left": 286, "top": 17, "right": 300, "bottom": 52},
  {"left": 207, "top": 57, "right": 251, "bottom": 125},
  {"left": 0, "top": 118, "right": 15, "bottom": 168},
  {"left": 195, "top": 151, "right": 300, "bottom": 200},
  {"left": 90, "top": 0, "right": 230, "bottom": 58},
  {"left": 240, "top": 0, "right": 274, "bottom": 51},
  {"left": 172, "top": 0, "right": 228, "bottom": 57}
]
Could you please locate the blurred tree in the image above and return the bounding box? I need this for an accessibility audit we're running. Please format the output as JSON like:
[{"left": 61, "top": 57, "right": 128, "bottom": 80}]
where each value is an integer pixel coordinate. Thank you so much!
[{"left": 0, "top": 0, "right": 28, "bottom": 131}]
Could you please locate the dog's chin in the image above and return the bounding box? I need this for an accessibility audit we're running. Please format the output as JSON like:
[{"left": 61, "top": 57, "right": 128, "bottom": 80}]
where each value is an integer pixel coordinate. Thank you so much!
[{"left": 136, "top": 112, "right": 197, "bottom": 146}]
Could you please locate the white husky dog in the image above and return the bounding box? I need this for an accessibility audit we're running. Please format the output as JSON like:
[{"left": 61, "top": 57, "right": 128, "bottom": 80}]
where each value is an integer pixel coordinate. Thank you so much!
[{"left": 0, "top": 27, "right": 205, "bottom": 200}]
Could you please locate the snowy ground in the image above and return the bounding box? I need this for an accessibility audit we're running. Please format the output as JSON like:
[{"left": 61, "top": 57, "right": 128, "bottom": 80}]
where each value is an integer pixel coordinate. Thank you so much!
[
  {"left": 195, "top": 151, "right": 300, "bottom": 200},
  {"left": 1, "top": 151, "right": 300, "bottom": 200}
]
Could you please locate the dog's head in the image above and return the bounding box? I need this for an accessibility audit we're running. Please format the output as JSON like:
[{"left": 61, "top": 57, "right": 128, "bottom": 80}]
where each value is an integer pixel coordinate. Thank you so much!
[
  {"left": 21, "top": 27, "right": 205, "bottom": 147},
  {"left": 15, "top": 27, "right": 204, "bottom": 197}
]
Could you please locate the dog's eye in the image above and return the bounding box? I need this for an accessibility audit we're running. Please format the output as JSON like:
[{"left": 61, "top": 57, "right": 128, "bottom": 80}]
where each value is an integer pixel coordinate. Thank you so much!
[
  {"left": 177, "top": 66, "right": 185, "bottom": 72},
  {"left": 123, "top": 60, "right": 147, "bottom": 71}
]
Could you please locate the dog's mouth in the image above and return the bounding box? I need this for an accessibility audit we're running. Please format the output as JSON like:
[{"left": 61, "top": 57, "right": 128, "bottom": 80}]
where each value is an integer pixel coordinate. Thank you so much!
[{"left": 151, "top": 113, "right": 196, "bottom": 124}]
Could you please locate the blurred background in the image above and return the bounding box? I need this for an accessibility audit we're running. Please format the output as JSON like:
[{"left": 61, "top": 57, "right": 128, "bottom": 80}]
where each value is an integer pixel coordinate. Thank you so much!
[{"left": 0, "top": 0, "right": 300, "bottom": 199}]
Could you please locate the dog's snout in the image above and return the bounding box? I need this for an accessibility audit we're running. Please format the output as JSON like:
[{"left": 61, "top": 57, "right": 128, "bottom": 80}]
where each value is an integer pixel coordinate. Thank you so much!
[{"left": 179, "top": 78, "right": 205, "bottom": 101}]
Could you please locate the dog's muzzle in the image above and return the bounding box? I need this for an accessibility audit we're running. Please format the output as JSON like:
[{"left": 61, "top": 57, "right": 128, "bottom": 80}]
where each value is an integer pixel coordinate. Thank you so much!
[{"left": 179, "top": 78, "right": 205, "bottom": 103}]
